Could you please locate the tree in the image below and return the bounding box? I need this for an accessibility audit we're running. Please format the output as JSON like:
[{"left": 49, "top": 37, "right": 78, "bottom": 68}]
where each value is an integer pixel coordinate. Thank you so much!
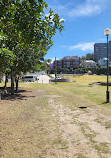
[
  {"left": 80, "top": 56, "right": 86, "bottom": 63},
  {"left": 0, "top": 48, "right": 15, "bottom": 72},
  {"left": 79, "top": 53, "right": 94, "bottom": 64},
  {"left": 40, "top": 59, "right": 52, "bottom": 73},
  {"left": 0, "top": 0, "right": 64, "bottom": 94},
  {"left": 0, "top": 48, "right": 16, "bottom": 89},
  {"left": 86, "top": 53, "right": 94, "bottom": 60}
]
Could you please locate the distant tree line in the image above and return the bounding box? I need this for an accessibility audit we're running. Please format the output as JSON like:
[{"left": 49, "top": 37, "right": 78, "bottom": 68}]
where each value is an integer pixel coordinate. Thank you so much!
[
  {"left": 49, "top": 66, "right": 111, "bottom": 75},
  {"left": 79, "top": 53, "right": 94, "bottom": 63}
]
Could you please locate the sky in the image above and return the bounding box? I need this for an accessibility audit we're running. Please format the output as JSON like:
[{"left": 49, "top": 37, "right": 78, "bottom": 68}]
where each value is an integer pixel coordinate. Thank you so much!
[{"left": 44, "top": 0, "right": 111, "bottom": 61}]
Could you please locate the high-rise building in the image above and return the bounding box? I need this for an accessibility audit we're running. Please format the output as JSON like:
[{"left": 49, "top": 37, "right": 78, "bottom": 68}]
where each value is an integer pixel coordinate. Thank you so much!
[{"left": 94, "top": 41, "right": 111, "bottom": 62}]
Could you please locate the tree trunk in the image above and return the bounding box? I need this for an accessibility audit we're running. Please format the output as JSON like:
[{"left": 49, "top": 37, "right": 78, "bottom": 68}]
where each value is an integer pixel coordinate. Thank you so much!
[
  {"left": 4, "top": 74, "right": 8, "bottom": 89},
  {"left": 15, "top": 77, "right": 19, "bottom": 92},
  {"left": 11, "top": 70, "right": 14, "bottom": 95}
]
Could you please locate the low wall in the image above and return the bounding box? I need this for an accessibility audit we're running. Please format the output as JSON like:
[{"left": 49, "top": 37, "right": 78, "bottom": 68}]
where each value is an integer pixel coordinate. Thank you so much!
[
  {"left": 50, "top": 78, "right": 73, "bottom": 82},
  {"left": 100, "top": 82, "right": 111, "bottom": 86},
  {"left": 89, "top": 82, "right": 111, "bottom": 86}
]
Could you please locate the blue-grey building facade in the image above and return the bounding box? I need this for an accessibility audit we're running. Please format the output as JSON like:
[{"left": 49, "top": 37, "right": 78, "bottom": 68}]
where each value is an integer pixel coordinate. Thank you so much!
[{"left": 94, "top": 41, "right": 111, "bottom": 62}]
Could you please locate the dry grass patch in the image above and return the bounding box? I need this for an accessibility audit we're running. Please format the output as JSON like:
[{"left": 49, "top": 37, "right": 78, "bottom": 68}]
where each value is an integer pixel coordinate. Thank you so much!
[
  {"left": 1, "top": 75, "right": 111, "bottom": 157},
  {"left": 0, "top": 89, "right": 59, "bottom": 158}
]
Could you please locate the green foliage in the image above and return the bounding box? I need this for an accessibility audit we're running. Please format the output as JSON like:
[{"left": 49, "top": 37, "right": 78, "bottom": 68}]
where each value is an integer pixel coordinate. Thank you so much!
[
  {"left": 0, "top": 0, "right": 64, "bottom": 73},
  {"left": 86, "top": 53, "right": 94, "bottom": 60},
  {"left": 0, "top": 48, "right": 16, "bottom": 72},
  {"left": 80, "top": 53, "right": 94, "bottom": 63},
  {"left": 39, "top": 59, "right": 52, "bottom": 72},
  {"left": 0, "top": 0, "right": 64, "bottom": 93}
]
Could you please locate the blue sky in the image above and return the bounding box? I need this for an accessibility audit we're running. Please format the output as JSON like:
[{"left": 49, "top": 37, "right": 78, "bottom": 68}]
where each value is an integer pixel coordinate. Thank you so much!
[{"left": 44, "top": 0, "right": 111, "bottom": 61}]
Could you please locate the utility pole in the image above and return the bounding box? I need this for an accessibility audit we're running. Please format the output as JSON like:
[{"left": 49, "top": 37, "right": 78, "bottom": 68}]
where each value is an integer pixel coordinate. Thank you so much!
[{"left": 55, "top": 57, "right": 57, "bottom": 84}]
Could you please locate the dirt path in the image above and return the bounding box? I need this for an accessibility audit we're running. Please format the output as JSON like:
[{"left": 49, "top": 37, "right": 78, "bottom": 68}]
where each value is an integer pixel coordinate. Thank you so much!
[
  {"left": 0, "top": 88, "right": 111, "bottom": 158},
  {"left": 47, "top": 95, "right": 111, "bottom": 158}
]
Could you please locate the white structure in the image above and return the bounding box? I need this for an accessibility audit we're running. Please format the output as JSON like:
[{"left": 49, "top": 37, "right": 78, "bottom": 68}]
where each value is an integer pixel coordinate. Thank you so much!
[
  {"left": 80, "top": 60, "right": 96, "bottom": 68},
  {"left": 98, "top": 58, "right": 108, "bottom": 66}
]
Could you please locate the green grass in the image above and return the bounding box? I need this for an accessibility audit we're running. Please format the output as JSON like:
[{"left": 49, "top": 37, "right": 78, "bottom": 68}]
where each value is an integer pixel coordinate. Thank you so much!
[
  {"left": 2, "top": 75, "right": 111, "bottom": 107},
  {"left": 17, "top": 75, "right": 111, "bottom": 107},
  {"left": 95, "top": 142, "right": 110, "bottom": 154},
  {"left": 52, "top": 137, "right": 68, "bottom": 149},
  {"left": 104, "top": 121, "right": 111, "bottom": 129}
]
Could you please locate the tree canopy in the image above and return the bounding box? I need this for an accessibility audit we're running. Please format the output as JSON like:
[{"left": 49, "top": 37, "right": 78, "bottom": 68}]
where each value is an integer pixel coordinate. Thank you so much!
[
  {"left": 80, "top": 53, "right": 94, "bottom": 63},
  {"left": 0, "top": 0, "right": 64, "bottom": 94}
]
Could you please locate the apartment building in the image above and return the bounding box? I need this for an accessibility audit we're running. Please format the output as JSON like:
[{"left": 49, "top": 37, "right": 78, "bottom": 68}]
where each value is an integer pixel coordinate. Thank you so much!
[
  {"left": 94, "top": 41, "right": 111, "bottom": 62},
  {"left": 53, "top": 56, "right": 79, "bottom": 69}
]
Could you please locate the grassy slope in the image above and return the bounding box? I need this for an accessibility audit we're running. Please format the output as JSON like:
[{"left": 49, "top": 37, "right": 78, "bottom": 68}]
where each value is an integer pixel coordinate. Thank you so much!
[{"left": 19, "top": 75, "right": 111, "bottom": 106}]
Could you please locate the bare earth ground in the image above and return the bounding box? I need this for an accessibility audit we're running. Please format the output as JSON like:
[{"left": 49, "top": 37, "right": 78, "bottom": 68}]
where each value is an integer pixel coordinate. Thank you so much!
[{"left": 0, "top": 88, "right": 111, "bottom": 158}]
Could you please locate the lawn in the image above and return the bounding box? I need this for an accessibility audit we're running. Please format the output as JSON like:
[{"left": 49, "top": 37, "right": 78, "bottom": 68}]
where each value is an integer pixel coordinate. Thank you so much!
[
  {"left": 19, "top": 74, "right": 111, "bottom": 106},
  {"left": 1, "top": 75, "right": 111, "bottom": 158}
]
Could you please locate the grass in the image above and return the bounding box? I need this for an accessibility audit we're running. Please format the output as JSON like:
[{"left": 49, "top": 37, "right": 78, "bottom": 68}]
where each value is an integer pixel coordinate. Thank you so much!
[
  {"left": 4, "top": 75, "right": 110, "bottom": 108},
  {"left": 52, "top": 137, "right": 68, "bottom": 149},
  {"left": 73, "top": 120, "right": 110, "bottom": 156},
  {"left": 80, "top": 123, "right": 97, "bottom": 140},
  {"left": 77, "top": 153, "right": 87, "bottom": 158},
  {"left": 94, "top": 117, "right": 111, "bottom": 129},
  {"left": 1, "top": 75, "right": 111, "bottom": 110},
  {"left": 19, "top": 75, "right": 111, "bottom": 155},
  {"left": 1, "top": 75, "right": 111, "bottom": 157},
  {"left": 95, "top": 142, "right": 110, "bottom": 154},
  {"left": 0, "top": 88, "right": 56, "bottom": 157},
  {"left": 105, "top": 121, "right": 111, "bottom": 129}
]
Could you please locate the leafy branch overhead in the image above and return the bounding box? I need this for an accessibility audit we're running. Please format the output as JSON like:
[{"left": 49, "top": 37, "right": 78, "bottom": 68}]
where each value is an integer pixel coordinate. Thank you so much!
[
  {"left": 0, "top": 0, "right": 64, "bottom": 68},
  {"left": 0, "top": 48, "right": 16, "bottom": 72},
  {"left": 0, "top": 0, "right": 64, "bottom": 51},
  {"left": 0, "top": 0, "right": 64, "bottom": 94}
]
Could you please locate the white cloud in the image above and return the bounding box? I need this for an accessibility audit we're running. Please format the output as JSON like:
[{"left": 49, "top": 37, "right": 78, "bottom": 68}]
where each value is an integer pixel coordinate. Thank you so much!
[
  {"left": 68, "top": 1, "right": 103, "bottom": 17},
  {"left": 46, "top": 0, "right": 110, "bottom": 20},
  {"left": 69, "top": 42, "right": 94, "bottom": 51}
]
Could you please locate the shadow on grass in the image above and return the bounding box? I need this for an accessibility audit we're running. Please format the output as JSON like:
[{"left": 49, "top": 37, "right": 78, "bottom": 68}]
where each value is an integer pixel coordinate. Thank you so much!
[
  {"left": 1, "top": 87, "right": 36, "bottom": 101},
  {"left": 100, "top": 101, "right": 111, "bottom": 106},
  {"left": 101, "top": 102, "right": 107, "bottom": 104}
]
